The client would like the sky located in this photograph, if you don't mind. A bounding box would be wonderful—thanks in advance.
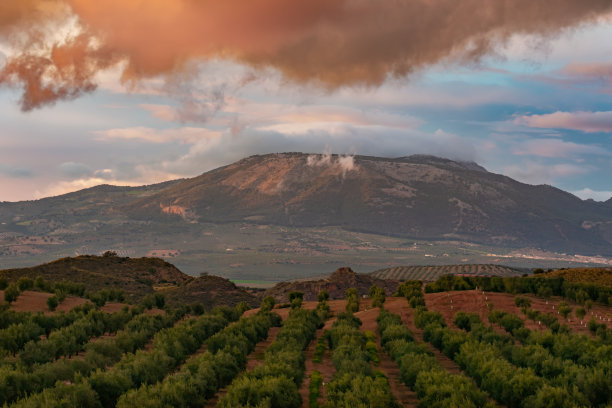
[1,1,612,202]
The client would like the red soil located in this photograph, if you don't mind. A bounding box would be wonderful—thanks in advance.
[100,302,131,313]
[424,290,612,335]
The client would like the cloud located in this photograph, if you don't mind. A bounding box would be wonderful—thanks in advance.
[0,164,33,178]
[516,111,612,133]
[59,161,91,178]
[571,187,612,201]
[94,126,222,144]
[155,124,478,177]
[33,176,140,199]
[512,138,608,157]
[1,0,612,110]
[503,161,590,185]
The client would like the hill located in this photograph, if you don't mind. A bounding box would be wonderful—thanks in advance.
[263,266,400,302]
[537,267,612,287]
[0,255,256,307]
[162,274,259,308]
[371,264,526,282]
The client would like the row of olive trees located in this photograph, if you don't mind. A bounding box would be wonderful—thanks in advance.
[11,306,240,408]
[377,308,491,407]
[218,300,325,407]
[418,307,610,407]
[116,308,281,408]
[88,306,242,408]
[2,311,178,406]
[0,303,98,357]
[489,308,612,368]
[324,310,399,408]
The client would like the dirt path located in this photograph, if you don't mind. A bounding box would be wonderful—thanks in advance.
[205,325,281,408]
[356,306,419,407]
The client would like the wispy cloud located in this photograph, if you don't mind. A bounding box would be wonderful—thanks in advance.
[503,161,590,185]
[94,126,222,144]
[512,138,609,157]
[516,111,612,133]
[0,164,33,178]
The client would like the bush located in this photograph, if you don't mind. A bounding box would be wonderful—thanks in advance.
[515,296,531,308]
[4,283,20,304]
[345,288,359,313]
[369,285,385,308]
[317,290,329,302]
[17,277,34,291]
[47,296,59,311]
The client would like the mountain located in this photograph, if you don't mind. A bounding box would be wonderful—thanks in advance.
[263,267,400,301]
[1,153,611,277]
[123,153,612,254]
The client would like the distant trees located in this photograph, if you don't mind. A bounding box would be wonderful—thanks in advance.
[424,273,612,306]
[260,296,276,312]
[397,280,425,307]
[369,285,385,308]
[289,291,304,309]
[345,288,359,313]
[317,290,329,302]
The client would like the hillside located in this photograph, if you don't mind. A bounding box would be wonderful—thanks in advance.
[538,267,612,287]
[0,255,256,306]
[263,266,400,301]
[162,274,259,308]
[371,264,526,282]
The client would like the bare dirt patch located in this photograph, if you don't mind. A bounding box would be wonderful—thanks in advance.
[56,295,90,312]
[100,302,131,313]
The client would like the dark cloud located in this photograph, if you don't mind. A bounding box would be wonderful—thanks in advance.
[0,164,34,178]
[0,0,611,110]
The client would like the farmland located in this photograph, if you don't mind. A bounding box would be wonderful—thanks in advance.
[1,265,611,407]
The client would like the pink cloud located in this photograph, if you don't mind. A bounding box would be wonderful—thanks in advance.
[512,138,606,158]
[503,161,590,185]
[94,126,222,144]
[516,111,612,133]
